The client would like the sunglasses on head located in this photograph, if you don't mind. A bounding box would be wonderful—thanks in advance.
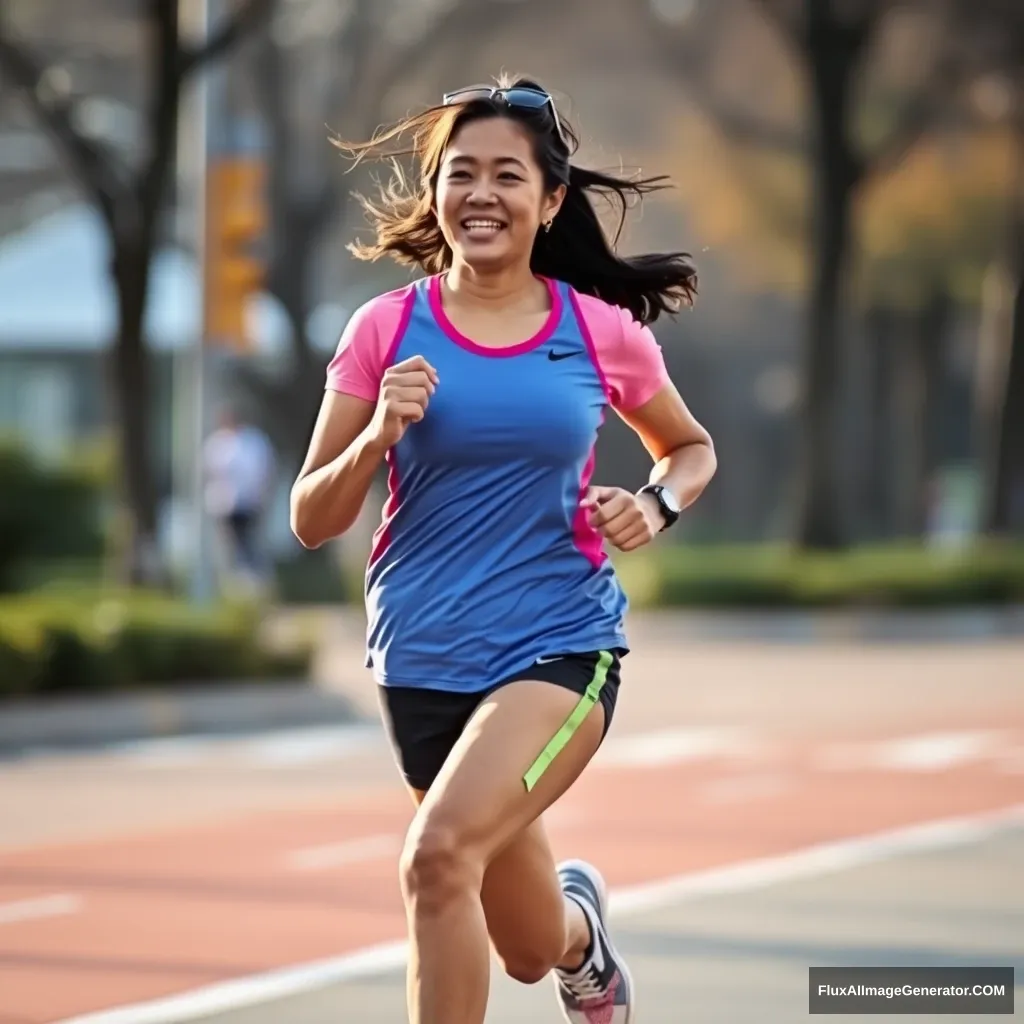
[441,84,566,145]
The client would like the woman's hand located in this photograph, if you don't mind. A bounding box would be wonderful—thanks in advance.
[581,486,664,552]
[369,355,439,449]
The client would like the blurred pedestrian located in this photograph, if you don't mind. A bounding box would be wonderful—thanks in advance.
[203,404,275,597]
[291,75,716,1024]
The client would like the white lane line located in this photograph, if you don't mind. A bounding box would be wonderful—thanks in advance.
[596,727,760,768]
[699,772,793,804]
[817,730,1007,773]
[287,834,401,872]
[57,801,1024,1024]
[110,725,384,769]
[610,801,1024,915]
[0,893,82,925]
[245,726,383,766]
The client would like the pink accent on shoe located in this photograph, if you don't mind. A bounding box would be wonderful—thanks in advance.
[581,970,621,1024]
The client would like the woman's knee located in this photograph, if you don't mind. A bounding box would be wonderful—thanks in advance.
[496,934,566,986]
[399,818,481,910]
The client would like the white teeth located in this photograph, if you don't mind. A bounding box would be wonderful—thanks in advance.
[463,220,503,230]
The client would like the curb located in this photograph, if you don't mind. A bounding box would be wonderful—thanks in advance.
[0,680,364,758]
[628,605,1024,643]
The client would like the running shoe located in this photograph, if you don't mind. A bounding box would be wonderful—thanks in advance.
[553,858,635,1023]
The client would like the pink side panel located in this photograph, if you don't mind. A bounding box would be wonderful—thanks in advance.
[369,451,401,568]
[571,426,608,570]
[325,285,415,566]
[325,284,416,400]
[570,288,671,412]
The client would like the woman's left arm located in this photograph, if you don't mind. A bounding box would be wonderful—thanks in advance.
[583,381,717,551]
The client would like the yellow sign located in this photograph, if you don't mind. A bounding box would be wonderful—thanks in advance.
[203,157,266,351]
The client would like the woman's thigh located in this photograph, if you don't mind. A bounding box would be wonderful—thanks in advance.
[406,677,605,866]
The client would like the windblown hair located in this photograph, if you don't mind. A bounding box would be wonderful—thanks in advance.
[332,75,697,325]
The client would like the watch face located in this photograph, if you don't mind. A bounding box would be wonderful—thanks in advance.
[660,487,681,515]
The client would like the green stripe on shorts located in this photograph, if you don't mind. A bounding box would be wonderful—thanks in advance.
[522,649,613,792]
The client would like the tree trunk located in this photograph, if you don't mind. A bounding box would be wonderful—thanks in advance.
[863,306,899,539]
[985,267,1024,535]
[983,102,1024,537]
[904,288,949,538]
[110,239,164,585]
[794,4,863,550]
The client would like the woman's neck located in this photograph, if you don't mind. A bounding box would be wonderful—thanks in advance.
[445,260,546,313]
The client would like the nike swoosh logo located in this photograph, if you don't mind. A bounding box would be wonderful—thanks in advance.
[547,350,579,361]
[535,655,564,664]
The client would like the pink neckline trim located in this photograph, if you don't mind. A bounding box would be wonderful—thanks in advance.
[428,274,562,357]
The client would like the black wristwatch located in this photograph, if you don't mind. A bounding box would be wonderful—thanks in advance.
[638,484,681,531]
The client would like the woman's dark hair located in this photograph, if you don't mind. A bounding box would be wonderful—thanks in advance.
[332,74,697,325]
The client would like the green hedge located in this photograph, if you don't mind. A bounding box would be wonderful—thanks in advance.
[613,541,1024,608]
[0,588,313,699]
[0,441,108,593]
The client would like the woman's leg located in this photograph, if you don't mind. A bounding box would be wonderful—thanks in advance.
[405,798,593,983]
[481,816,635,1024]
[481,818,591,980]
[398,678,605,1024]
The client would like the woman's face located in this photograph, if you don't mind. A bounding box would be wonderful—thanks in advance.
[435,115,563,271]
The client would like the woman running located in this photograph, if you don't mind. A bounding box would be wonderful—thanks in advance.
[290,75,716,1024]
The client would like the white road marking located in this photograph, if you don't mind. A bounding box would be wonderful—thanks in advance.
[56,802,1024,1024]
[609,801,1024,915]
[596,727,760,768]
[699,772,793,804]
[245,726,383,766]
[0,893,82,926]
[287,834,401,872]
[111,725,384,769]
[818,730,1007,773]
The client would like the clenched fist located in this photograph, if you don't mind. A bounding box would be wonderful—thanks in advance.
[369,355,439,449]
[581,485,663,552]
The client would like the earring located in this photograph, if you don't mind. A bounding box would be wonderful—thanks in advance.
[543,219,553,233]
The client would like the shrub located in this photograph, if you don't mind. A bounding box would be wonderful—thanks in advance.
[0,588,312,699]
[612,541,1024,608]
[0,441,108,593]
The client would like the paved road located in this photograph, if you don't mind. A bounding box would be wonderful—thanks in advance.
[0,626,1021,1023]
[195,829,1024,1024]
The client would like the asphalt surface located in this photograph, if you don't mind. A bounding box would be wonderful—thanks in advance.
[2,621,1022,1023]
[194,829,1023,1023]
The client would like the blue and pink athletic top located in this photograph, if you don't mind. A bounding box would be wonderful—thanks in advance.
[325,274,669,694]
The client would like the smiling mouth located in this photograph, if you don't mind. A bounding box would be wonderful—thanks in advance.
[460,217,507,239]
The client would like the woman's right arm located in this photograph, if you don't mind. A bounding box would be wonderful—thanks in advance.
[290,355,438,549]
[289,391,383,550]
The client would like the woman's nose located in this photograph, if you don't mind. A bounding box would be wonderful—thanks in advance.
[466,178,497,203]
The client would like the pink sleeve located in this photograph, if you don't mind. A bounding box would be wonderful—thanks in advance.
[324,287,412,401]
[572,291,671,411]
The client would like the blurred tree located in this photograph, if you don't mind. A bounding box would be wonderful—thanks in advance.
[644,0,957,548]
[0,0,274,585]
[957,0,1024,537]
[858,130,1014,537]
[663,68,1014,541]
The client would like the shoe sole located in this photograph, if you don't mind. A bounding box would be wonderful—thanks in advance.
[558,858,636,1024]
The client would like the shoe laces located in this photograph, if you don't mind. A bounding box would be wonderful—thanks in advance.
[563,961,612,1003]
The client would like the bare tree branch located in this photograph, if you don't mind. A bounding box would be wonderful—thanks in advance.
[179,0,275,76]
[861,32,964,179]
[749,0,805,48]
[639,0,805,155]
[0,29,130,228]
[366,0,556,121]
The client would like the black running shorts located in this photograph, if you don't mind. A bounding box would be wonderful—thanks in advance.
[378,648,624,792]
